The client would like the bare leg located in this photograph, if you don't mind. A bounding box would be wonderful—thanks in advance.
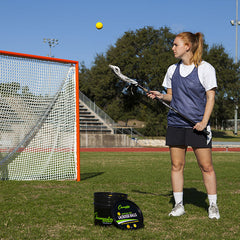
[168,146,187,216]
[170,146,187,192]
[193,148,217,195]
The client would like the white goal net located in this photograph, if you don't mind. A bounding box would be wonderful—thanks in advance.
[0,51,80,181]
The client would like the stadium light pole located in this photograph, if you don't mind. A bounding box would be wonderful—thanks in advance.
[230,0,240,135]
[43,38,59,57]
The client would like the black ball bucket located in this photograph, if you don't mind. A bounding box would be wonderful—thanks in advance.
[94,192,128,226]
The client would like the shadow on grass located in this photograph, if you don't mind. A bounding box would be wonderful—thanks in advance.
[132,188,208,210]
[132,189,172,197]
[212,130,237,139]
[169,188,208,210]
[80,172,104,181]
[212,130,228,138]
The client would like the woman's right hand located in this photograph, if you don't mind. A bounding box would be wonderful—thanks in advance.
[147,91,164,100]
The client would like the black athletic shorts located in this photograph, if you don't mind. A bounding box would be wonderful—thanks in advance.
[166,126,212,148]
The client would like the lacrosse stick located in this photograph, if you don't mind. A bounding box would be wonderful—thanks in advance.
[109,65,209,135]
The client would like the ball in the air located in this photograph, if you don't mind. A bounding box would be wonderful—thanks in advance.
[96,22,103,30]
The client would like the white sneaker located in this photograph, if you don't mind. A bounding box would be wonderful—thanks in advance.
[208,203,220,219]
[169,202,185,217]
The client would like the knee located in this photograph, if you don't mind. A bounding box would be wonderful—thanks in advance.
[199,164,215,174]
[171,162,185,172]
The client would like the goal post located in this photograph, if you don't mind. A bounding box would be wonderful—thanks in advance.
[0,50,80,181]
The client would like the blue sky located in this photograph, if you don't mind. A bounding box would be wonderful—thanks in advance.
[0,0,239,68]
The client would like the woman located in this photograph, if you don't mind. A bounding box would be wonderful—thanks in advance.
[148,32,220,219]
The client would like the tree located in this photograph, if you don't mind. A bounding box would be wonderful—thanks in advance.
[0,82,21,96]
[204,45,240,128]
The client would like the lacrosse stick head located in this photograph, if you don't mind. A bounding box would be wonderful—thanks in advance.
[109,65,121,75]
[109,65,138,86]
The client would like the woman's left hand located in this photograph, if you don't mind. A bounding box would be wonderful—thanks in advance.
[193,121,207,132]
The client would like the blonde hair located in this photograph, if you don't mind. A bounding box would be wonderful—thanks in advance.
[176,32,204,67]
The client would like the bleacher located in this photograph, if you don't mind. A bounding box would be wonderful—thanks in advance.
[79,91,143,147]
[80,102,113,134]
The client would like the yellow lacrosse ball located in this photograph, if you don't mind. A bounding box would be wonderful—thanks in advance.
[96,22,103,29]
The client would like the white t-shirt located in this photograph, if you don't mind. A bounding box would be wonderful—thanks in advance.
[162,61,217,91]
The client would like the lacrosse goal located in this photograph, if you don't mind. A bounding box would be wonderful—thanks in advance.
[0,51,80,181]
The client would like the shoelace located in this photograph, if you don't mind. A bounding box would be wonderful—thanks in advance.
[210,204,218,214]
[173,202,183,212]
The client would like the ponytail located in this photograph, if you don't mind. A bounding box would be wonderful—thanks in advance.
[192,32,203,67]
[176,32,204,67]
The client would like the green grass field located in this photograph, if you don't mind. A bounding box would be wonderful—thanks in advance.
[0,151,240,240]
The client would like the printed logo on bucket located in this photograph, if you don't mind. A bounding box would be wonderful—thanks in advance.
[94,212,113,224]
[118,204,130,210]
